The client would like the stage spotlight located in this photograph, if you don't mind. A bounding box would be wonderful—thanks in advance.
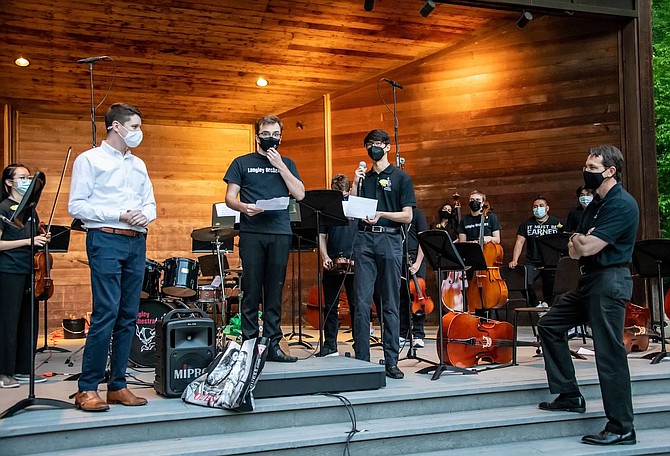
[364,0,375,12]
[516,11,533,28]
[419,0,436,18]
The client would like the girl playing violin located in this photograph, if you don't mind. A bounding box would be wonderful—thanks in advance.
[0,164,50,388]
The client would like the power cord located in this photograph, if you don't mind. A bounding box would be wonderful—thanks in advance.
[314,392,360,456]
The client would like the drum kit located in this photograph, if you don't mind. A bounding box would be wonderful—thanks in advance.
[129,225,240,368]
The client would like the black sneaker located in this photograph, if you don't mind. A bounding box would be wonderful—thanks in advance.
[385,365,404,379]
[316,347,339,357]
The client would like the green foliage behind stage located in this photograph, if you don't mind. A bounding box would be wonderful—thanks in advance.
[655,0,670,237]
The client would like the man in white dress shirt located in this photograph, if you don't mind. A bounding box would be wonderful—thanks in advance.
[68,103,156,411]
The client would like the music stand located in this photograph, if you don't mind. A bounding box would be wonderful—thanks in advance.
[286,228,316,348]
[297,190,348,353]
[536,233,571,269]
[632,239,669,364]
[417,230,477,379]
[1,172,74,418]
[36,225,72,354]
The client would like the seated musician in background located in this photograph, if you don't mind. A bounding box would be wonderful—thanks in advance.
[564,186,594,232]
[224,114,305,363]
[351,129,415,379]
[457,190,501,244]
[537,145,638,446]
[318,174,357,357]
[399,207,429,348]
[434,201,458,241]
[509,196,562,309]
[69,103,156,411]
[0,164,50,389]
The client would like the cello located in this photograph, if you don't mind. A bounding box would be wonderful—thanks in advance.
[465,202,508,310]
[623,302,651,353]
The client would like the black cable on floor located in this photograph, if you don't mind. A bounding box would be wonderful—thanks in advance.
[314,392,359,456]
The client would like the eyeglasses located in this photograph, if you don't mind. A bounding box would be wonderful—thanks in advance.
[365,142,386,148]
[258,132,281,139]
[583,165,610,172]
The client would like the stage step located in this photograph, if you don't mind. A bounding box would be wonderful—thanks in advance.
[6,371,670,456]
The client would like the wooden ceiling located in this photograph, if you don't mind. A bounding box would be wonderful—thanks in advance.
[0,0,519,124]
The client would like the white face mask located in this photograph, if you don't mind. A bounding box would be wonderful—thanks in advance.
[579,195,593,207]
[15,178,31,196]
[118,123,143,148]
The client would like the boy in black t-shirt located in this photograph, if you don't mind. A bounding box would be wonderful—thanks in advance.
[509,196,562,307]
[457,190,501,243]
[224,115,305,363]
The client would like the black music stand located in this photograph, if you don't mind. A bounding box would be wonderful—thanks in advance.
[286,229,316,348]
[36,225,72,354]
[416,230,477,379]
[536,233,571,269]
[632,239,669,364]
[297,190,348,353]
[1,172,74,419]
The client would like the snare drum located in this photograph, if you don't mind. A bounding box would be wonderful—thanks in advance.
[130,299,188,367]
[162,257,199,297]
[140,259,162,299]
[197,285,222,303]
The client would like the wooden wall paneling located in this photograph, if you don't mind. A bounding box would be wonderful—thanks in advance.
[16,114,253,335]
[327,15,623,323]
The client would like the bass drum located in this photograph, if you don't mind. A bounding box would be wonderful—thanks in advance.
[162,257,199,297]
[129,299,188,368]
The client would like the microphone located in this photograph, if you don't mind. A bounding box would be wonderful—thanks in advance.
[76,56,109,64]
[382,78,404,89]
[357,161,366,195]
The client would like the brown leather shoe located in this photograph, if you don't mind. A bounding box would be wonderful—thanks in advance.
[107,387,148,406]
[75,391,110,412]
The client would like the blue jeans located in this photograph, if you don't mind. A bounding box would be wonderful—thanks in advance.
[78,231,145,392]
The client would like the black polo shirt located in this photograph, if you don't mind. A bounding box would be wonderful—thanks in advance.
[358,164,416,228]
[457,212,502,241]
[324,219,359,259]
[578,183,639,269]
[407,207,429,256]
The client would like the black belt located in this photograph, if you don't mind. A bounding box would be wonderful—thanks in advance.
[360,226,401,234]
[88,227,144,238]
[579,264,627,276]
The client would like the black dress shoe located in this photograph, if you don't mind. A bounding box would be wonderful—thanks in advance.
[316,347,339,357]
[538,394,586,413]
[266,347,298,363]
[385,365,404,379]
[581,429,636,445]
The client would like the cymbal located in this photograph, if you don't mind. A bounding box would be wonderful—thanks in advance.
[191,227,238,242]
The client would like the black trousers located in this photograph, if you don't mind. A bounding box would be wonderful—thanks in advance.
[399,258,426,339]
[538,267,634,434]
[0,273,37,375]
[239,233,291,348]
[353,231,402,366]
[322,271,355,351]
[526,265,555,306]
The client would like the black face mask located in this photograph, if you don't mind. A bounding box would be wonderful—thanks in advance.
[367,145,385,162]
[469,200,482,212]
[438,210,452,220]
[258,136,280,152]
[583,169,606,191]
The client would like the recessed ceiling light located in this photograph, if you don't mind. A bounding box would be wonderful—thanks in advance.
[256,77,268,87]
[15,57,30,67]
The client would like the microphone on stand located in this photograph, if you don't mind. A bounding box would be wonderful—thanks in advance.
[357,161,367,195]
[382,78,404,89]
[76,56,109,64]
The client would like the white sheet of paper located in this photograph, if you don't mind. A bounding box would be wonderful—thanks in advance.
[344,195,377,220]
[255,196,289,211]
[214,202,240,223]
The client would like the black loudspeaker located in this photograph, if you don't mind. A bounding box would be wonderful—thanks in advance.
[154,314,215,398]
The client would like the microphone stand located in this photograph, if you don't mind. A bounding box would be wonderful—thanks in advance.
[391,84,401,168]
[86,62,97,148]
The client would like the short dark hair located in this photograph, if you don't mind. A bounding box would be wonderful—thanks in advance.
[255,115,283,135]
[363,129,390,146]
[331,174,350,192]
[534,196,548,205]
[589,145,624,182]
[2,163,30,200]
[574,185,585,198]
[105,103,143,130]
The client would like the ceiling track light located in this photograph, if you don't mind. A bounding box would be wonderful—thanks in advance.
[419,0,436,18]
[364,0,375,12]
[516,11,533,28]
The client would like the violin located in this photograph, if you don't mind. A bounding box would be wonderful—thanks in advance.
[665,288,670,320]
[466,202,508,310]
[330,257,354,274]
[34,224,54,301]
[623,302,651,353]
[438,312,514,368]
[409,272,434,317]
